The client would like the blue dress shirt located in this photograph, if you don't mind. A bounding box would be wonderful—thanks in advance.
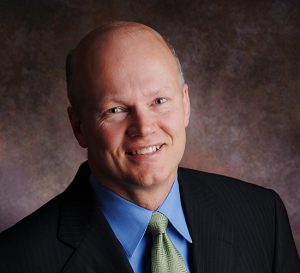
[90,175,192,273]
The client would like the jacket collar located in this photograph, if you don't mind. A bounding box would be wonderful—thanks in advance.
[58,162,134,273]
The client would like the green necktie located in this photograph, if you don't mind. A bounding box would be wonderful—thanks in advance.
[147,212,188,273]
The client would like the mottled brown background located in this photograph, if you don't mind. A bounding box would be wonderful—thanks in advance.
[0,0,299,253]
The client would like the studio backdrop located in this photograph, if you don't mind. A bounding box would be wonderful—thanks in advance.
[0,0,299,254]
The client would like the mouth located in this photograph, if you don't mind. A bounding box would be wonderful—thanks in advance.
[126,144,163,156]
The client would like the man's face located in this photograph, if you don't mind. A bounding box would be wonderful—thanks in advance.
[70,29,190,201]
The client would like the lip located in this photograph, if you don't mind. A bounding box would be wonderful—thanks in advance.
[125,143,164,154]
[125,143,165,159]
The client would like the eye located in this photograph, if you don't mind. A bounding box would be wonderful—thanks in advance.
[107,107,124,114]
[155,97,167,104]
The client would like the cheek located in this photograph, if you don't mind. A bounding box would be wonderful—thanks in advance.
[93,123,126,153]
[160,109,186,135]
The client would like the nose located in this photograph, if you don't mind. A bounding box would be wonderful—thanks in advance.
[126,107,156,137]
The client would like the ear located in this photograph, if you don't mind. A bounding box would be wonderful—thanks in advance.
[67,107,88,148]
[182,83,190,127]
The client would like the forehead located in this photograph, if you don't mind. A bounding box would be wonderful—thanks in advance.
[74,25,169,65]
[72,25,180,104]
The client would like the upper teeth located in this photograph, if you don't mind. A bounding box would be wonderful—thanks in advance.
[131,145,161,155]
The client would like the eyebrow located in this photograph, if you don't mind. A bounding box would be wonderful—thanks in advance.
[101,87,172,104]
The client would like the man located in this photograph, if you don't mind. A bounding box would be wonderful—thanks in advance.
[0,21,299,273]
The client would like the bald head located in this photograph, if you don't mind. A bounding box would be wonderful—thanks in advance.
[66,21,184,113]
[67,21,190,206]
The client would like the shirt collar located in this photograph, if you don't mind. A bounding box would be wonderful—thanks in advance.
[89,174,192,258]
[157,177,192,243]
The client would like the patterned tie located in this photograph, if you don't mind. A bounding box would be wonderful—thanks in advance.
[147,212,188,273]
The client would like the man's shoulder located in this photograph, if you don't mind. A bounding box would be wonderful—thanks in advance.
[178,166,278,214]
[178,167,282,248]
[0,193,62,246]
[178,169,300,271]
[0,163,93,272]
[0,162,91,248]
[178,166,273,193]
[0,192,74,272]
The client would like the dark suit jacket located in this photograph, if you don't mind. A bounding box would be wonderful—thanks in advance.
[0,161,299,273]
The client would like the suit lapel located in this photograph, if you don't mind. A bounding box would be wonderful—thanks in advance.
[179,168,236,273]
[57,162,134,273]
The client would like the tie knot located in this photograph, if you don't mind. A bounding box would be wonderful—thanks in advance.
[148,212,168,236]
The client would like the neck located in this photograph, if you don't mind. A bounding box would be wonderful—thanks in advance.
[95,176,175,211]
[125,185,173,210]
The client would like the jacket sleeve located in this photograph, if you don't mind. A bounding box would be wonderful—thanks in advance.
[272,190,300,272]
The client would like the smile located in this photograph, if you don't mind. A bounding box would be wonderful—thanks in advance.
[127,145,162,155]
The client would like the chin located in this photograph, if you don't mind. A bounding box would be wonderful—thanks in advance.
[128,168,175,189]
